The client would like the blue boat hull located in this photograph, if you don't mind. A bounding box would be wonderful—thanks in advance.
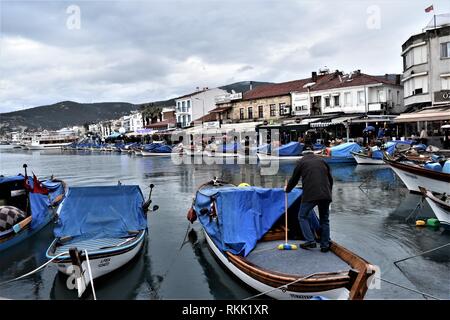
[322,157,357,164]
[0,211,55,252]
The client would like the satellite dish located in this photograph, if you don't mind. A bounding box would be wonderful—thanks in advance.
[119,127,126,134]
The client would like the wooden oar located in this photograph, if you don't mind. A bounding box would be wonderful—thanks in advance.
[13,216,32,233]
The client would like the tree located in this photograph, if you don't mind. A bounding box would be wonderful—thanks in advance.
[140,103,163,126]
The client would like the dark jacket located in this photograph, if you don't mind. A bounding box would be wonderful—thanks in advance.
[285,153,333,202]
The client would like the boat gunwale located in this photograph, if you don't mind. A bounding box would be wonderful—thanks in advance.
[384,159,450,182]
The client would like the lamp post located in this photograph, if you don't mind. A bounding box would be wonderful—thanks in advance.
[194,97,205,128]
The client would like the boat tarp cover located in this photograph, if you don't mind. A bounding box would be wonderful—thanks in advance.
[54,185,147,240]
[384,140,415,155]
[330,142,361,157]
[274,142,304,156]
[0,175,65,229]
[222,143,238,153]
[153,145,172,153]
[194,186,302,256]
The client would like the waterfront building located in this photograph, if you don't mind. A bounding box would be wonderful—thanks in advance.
[394,14,450,147]
[175,87,228,128]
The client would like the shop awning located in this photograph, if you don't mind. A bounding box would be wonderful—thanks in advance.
[394,106,450,123]
[331,116,361,124]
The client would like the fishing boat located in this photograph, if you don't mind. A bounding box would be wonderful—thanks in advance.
[351,140,416,165]
[256,142,304,161]
[204,143,239,158]
[141,144,173,156]
[187,180,375,300]
[318,142,361,164]
[0,165,66,251]
[419,187,450,227]
[384,158,450,194]
[46,183,158,297]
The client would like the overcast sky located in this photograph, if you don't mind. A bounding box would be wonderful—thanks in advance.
[0,0,449,112]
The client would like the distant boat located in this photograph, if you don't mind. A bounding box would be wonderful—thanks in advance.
[187,180,375,300]
[318,142,361,164]
[419,187,450,227]
[0,166,66,252]
[384,158,450,193]
[26,133,78,150]
[46,184,158,297]
[256,142,304,161]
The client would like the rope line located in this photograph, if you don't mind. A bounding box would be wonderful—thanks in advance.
[377,277,441,300]
[394,243,450,265]
[84,249,97,300]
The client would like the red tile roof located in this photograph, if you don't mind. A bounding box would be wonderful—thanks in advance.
[240,72,401,100]
[193,112,218,123]
[146,120,175,129]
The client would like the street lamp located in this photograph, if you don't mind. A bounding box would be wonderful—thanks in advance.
[194,97,205,128]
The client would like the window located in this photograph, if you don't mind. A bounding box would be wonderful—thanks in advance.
[397,91,400,104]
[187,115,191,124]
[248,107,253,119]
[404,75,428,96]
[187,100,191,111]
[279,103,286,116]
[177,102,181,111]
[324,97,330,107]
[333,95,340,107]
[357,91,365,105]
[344,92,351,106]
[404,45,427,69]
[182,101,186,112]
[240,108,244,120]
[258,105,263,118]
[377,89,385,102]
[441,77,450,90]
[226,111,231,120]
[441,42,450,58]
[270,104,276,117]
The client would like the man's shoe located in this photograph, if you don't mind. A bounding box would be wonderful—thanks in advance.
[320,246,330,253]
[300,241,317,250]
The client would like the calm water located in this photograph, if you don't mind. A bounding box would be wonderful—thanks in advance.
[0,149,449,300]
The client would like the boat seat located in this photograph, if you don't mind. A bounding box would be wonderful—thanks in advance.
[0,206,27,232]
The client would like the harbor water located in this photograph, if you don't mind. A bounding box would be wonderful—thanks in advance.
[0,149,449,300]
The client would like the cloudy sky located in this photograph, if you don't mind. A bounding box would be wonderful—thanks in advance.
[0,0,449,112]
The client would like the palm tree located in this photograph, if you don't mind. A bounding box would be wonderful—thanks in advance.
[140,103,163,127]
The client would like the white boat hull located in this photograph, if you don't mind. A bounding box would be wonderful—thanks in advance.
[352,153,384,165]
[424,198,450,226]
[204,150,239,158]
[204,231,349,300]
[141,150,172,156]
[390,166,449,194]
[257,153,302,161]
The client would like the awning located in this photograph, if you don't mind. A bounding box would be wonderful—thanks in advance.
[331,116,360,124]
[349,115,397,124]
[220,121,262,132]
[394,106,450,123]
[209,106,232,113]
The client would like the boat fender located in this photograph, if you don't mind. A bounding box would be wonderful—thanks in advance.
[187,207,197,224]
[426,218,440,227]
[325,148,331,156]
[238,183,250,187]
[415,220,426,227]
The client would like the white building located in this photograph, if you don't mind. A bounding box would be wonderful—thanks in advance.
[175,87,228,127]
[401,15,450,109]
[291,71,404,117]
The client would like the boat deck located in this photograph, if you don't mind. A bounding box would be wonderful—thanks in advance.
[54,237,134,255]
[245,240,351,276]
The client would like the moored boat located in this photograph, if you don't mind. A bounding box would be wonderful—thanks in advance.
[318,142,361,164]
[384,158,450,194]
[419,186,450,227]
[187,180,375,300]
[256,141,304,161]
[46,184,158,297]
[0,165,66,251]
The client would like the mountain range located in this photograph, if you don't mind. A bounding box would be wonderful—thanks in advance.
[0,81,271,133]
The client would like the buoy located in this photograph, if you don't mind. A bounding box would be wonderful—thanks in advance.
[238,183,251,187]
[426,218,440,227]
[415,220,426,226]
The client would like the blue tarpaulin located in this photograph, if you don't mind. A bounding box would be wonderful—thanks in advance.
[194,186,302,256]
[54,185,147,240]
[274,142,304,156]
[384,140,415,155]
[153,145,172,153]
[222,143,239,153]
[330,142,361,158]
[0,174,65,229]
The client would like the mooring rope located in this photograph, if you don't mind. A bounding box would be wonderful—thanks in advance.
[84,249,97,300]
[394,242,450,266]
[0,251,68,287]
[376,276,441,300]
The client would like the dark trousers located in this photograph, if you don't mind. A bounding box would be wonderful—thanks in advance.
[298,200,331,248]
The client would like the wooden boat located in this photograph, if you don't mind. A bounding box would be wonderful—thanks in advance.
[351,151,384,165]
[256,141,304,161]
[141,150,172,156]
[0,165,66,251]
[317,142,361,164]
[419,187,450,227]
[384,159,450,194]
[187,180,375,300]
[46,184,158,297]
[256,153,302,161]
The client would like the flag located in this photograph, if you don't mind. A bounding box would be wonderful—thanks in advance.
[425,5,434,13]
[32,173,49,195]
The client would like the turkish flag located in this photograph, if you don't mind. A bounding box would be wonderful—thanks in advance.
[32,173,49,195]
[425,5,434,13]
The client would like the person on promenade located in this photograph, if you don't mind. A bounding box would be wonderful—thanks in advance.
[419,127,428,145]
[284,148,334,252]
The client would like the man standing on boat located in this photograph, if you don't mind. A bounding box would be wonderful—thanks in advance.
[284,148,333,252]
